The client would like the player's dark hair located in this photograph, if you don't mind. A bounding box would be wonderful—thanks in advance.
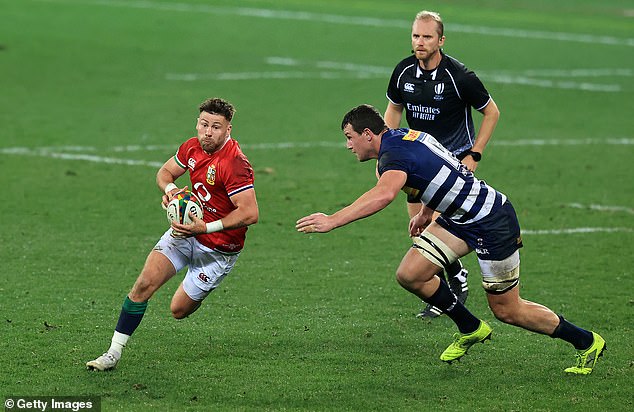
[199,98,235,122]
[341,104,387,135]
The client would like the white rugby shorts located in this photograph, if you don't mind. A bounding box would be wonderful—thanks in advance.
[154,229,239,301]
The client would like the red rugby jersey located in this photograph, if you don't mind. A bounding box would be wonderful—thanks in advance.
[174,137,254,253]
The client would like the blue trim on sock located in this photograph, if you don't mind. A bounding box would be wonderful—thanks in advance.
[115,297,148,336]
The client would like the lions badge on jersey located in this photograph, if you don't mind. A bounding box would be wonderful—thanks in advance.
[206,164,216,185]
[403,130,422,141]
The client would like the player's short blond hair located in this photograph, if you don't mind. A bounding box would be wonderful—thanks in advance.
[414,10,444,37]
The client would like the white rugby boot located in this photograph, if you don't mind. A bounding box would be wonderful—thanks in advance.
[86,351,120,371]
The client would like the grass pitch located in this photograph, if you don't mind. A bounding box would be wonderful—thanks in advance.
[1,0,633,411]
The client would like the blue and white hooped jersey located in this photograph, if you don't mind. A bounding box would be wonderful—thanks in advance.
[377,128,506,224]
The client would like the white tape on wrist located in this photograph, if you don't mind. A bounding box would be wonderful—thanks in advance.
[164,183,178,195]
[205,220,224,233]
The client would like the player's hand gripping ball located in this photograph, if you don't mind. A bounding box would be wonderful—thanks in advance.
[166,190,203,225]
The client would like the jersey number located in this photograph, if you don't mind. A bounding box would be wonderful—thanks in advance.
[193,182,211,202]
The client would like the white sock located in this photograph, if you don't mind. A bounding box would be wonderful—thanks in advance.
[108,331,130,358]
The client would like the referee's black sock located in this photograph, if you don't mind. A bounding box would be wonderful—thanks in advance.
[424,278,480,334]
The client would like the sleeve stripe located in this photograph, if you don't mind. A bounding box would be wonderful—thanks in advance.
[173,154,186,169]
[445,68,461,100]
[475,96,492,111]
[396,64,414,88]
[228,184,254,197]
[386,93,401,106]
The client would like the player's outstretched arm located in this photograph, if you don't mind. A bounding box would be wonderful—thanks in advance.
[297,170,406,233]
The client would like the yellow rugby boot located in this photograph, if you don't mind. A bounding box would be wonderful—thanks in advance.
[564,332,606,375]
[440,321,492,363]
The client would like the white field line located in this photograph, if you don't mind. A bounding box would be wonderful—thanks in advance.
[566,203,634,215]
[2,137,633,161]
[3,145,631,236]
[165,71,385,81]
[491,138,634,146]
[518,68,633,78]
[1,147,164,168]
[270,58,634,81]
[7,144,178,153]
[267,59,634,81]
[35,0,634,47]
[167,58,628,92]
[477,74,621,92]
[2,137,633,160]
[165,70,623,92]
[522,227,632,235]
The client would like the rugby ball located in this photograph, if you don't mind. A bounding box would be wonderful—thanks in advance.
[166,190,203,225]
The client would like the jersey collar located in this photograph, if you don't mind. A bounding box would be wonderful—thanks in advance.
[415,51,445,80]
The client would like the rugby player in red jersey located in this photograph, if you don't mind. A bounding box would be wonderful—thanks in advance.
[87,98,258,371]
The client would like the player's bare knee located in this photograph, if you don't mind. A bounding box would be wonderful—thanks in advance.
[489,303,518,325]
[171,307,188,320]
[395,267,407,284]
[170,300,191,319]
[396,269,436,296]
[171,295,201,319]
[395,267,419,290]
[493,312,514,325]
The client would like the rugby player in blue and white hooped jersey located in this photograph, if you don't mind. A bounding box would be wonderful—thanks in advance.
[385,10,500,318]
[296,105,605,375]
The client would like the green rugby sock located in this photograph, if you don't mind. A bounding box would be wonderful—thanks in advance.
[115,296,148,335]
[109,297,148,355]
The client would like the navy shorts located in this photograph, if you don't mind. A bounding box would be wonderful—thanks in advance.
[436,201,523,261]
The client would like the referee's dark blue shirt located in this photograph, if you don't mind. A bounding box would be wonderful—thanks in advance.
[386,52,491,155]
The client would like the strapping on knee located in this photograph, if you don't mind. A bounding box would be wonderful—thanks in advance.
[480,251,520,294]
[411,232,458,270]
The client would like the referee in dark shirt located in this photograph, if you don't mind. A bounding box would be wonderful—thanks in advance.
[385,10,500,318]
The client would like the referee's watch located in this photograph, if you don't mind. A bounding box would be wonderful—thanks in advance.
[464,150,482,162]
